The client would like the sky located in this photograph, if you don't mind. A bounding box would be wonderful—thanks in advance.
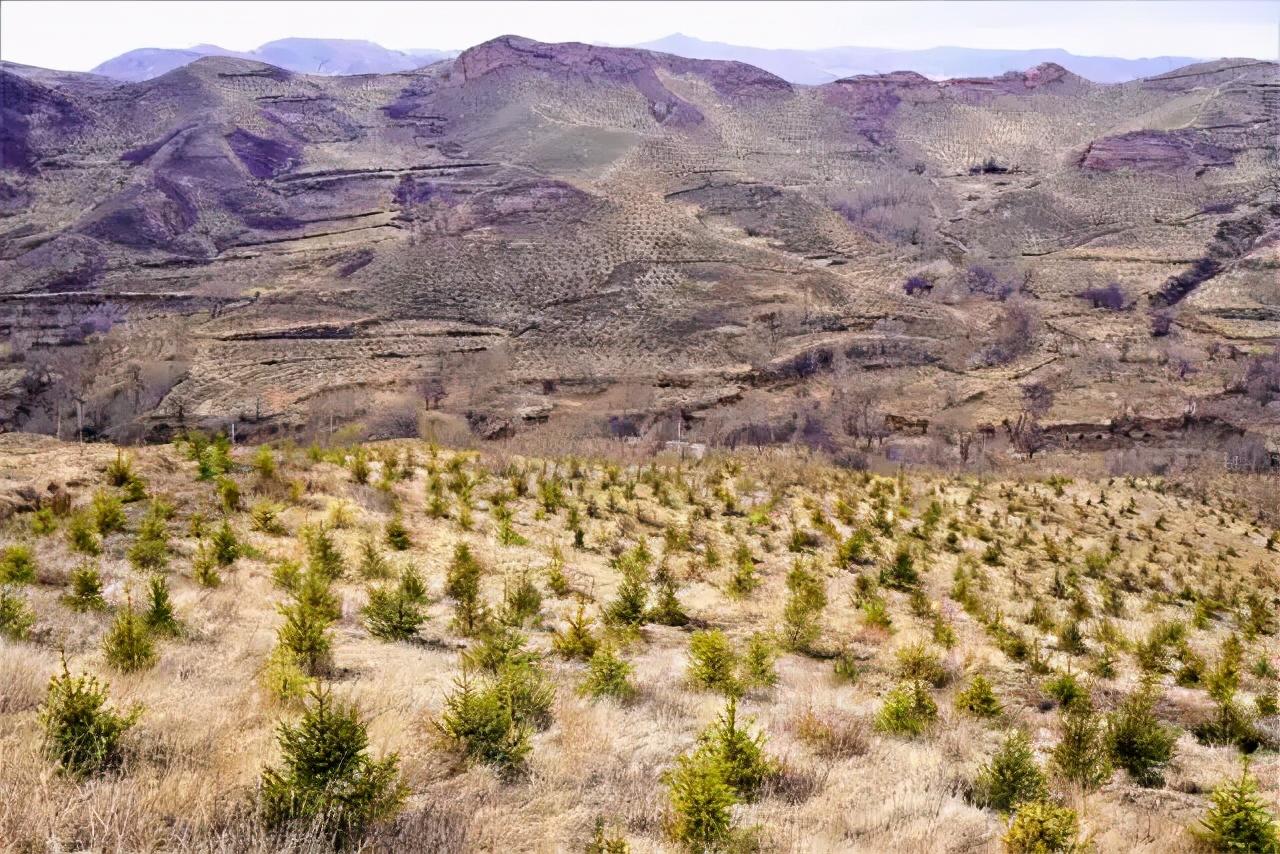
[1,0,1277,71]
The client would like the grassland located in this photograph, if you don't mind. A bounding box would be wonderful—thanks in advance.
[0,432,1277,853]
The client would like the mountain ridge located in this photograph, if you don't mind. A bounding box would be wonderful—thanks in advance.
[87,36,458,81]
[69,32,1219,84]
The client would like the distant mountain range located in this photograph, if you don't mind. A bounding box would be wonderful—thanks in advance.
[82,34,1206,83]
[90,38,458,81]
[629,34,1205,84]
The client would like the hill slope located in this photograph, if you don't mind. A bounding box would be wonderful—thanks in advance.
[0,37,1277,460]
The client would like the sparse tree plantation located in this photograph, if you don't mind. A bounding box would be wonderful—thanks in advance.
[0,432,1277,853]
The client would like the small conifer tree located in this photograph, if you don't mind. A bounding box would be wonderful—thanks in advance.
[65,562,108,611]
[581,645,634,701]
[688,629,741,697]
[276,600,334,676]
[39,661,140,776]
[103,598,157,672]
[67,511,102,556]
[1194,764,1280,853]
[1051,700,1113,796]
[1004,800,1079,854]
[973,730,1048,812]
[1105,684,1177,787]
[260,687,405,846]
[665,749,737,851]
[956,673,1003,719]
[0,586,36,640]
[142,574,181,637]
[384,515,411,551]
[210,520,240,566]
[362,585,425,641]
[781,560,827,653]
[552,602,599,661]
[0,544,36,584]
[875,680,938,737]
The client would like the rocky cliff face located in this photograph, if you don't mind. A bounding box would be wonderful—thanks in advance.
[0,39,1276,455]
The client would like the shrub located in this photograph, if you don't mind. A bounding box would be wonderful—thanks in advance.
[956,674,1003,719]
[973,730,1047,812]
[0,586,36,640]
[65,562,107,611]
[39,662,140,777]
[362,585,425,641]
[876,680,938,737]
[261,687,405,846]
[791,706,869,759]
[1079,282,1129,311]
[253,445,277,480]
[581,645,634,701]
[1194,765,1280,853]
[895,641,948,687]
[586,817,630,854]
[0,544,37,585]
[216,476,240,513]
[688,629,741,697]
[1105,685,1177,787]
[102,599,157,673]
[142,574,181,637]
[861,596,893,631]
[1003,800,1079,853]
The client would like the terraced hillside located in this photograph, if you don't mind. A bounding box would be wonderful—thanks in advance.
[0,433,1277,852]
[1,38,1277,457]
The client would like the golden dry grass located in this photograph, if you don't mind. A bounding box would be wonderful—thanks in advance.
[0,435,1276,853]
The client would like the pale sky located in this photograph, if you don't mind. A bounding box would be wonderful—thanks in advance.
[1,0,1277,71]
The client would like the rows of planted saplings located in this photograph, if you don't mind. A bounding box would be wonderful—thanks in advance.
[0,434,1277,852]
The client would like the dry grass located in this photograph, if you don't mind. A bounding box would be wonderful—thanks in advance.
[0,435,1277,853]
